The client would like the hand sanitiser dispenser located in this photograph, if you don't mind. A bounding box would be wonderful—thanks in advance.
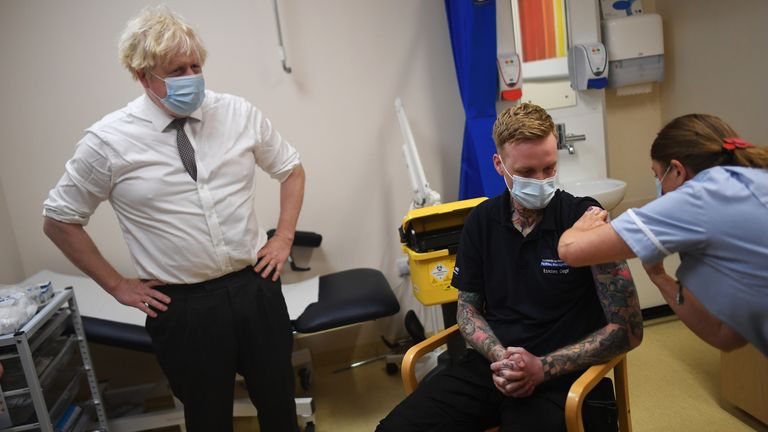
[497,52,523,101]
[568,43,608,90]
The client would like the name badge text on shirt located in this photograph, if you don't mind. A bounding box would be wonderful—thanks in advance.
[541,259,570,275]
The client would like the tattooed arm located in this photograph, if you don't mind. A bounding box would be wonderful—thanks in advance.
[457,290,507,362]
[538,261,643,378]
[492,260,643,397]
[459,290,530,396]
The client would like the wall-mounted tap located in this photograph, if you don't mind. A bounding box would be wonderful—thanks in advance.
[555,123,586,155]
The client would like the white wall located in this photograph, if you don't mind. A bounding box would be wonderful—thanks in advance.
[655,0,768,143]
[0,177,23,284]
[606,89,662,208]
[0,1,464,343]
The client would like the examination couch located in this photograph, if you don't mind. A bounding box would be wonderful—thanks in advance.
[28,231,400,432]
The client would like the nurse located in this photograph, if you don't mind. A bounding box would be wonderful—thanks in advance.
[558,113,768,357]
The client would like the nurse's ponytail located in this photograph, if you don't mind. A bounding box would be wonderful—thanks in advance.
[651,114,768,173]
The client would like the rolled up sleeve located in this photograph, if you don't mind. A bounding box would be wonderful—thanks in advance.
[611,182,708,263]
[43,135,112,225]
[251,108,300,183]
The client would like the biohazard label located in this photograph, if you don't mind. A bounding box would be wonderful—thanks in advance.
[430,263,450,288]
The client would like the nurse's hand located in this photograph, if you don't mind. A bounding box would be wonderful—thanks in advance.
[571,206,610,232]
[254,232,293,281]
[108,278,169,318]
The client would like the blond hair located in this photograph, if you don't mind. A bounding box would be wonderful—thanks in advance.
[492,103,556,152]
[118,5,207,80]
[651,114,768,173]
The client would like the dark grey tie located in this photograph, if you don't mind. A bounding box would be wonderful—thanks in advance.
[170,118,197,181]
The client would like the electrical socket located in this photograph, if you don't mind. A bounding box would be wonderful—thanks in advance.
[396,256,410,277]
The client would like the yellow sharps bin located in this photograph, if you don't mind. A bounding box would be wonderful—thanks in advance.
[399,197,487,306]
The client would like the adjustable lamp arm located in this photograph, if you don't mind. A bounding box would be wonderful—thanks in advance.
[395,98,441,209]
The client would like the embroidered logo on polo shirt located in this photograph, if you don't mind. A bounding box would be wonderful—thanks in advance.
[541,259,570,275]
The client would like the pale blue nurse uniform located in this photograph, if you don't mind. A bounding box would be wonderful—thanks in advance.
[612,166,768,356]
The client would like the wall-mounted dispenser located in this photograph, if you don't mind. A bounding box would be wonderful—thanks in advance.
[567,42,608,90]
[602,13,664,90]
[497,52,522,101]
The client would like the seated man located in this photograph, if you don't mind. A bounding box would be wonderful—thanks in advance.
[377,103,643,431]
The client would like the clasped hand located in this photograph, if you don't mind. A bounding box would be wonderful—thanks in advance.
[490,347,545,398]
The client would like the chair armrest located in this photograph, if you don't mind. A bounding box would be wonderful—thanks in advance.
[565,354,631,432]
[401,324,460,395]
[266,228,322,247]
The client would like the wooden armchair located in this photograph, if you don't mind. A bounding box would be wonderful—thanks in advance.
[401,325,632,432]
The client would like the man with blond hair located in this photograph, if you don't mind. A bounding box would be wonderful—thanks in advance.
[42,6,303,431]
[377,103,643,431]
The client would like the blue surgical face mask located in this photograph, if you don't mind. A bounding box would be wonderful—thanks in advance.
[512,175,557,209]
[498,156,557,209]
[150,72,206,116]
[655,165,671,198]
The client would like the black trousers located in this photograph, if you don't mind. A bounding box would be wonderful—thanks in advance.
[145,266,299,432]
[376,350,579,432]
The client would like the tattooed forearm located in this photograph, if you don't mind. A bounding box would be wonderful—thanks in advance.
[540,326,627,380]
[457,291,506,362]
[539,260,644,380]
[592,260,644,347]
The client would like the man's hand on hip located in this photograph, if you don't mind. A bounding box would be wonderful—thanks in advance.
[108,278,169,318]
[254,233,293,281]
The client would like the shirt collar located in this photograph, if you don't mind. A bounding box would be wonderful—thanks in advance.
[132,93,203,132]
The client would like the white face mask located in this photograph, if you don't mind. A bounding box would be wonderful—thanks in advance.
[655,165,671,198]
[498,156,557,209]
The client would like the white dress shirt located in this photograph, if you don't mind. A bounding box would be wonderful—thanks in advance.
[44,90,300,284]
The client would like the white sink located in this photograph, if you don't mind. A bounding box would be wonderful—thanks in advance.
[558,178,627,211]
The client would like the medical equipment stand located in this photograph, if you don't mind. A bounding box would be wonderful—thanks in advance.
[0,288,108,431]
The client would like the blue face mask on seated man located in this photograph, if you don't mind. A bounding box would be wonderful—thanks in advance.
[150,72,206,116]
[499,157,557,209]
[512,175,557,209]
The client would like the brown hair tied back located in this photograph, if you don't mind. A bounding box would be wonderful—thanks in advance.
[650,114,768,174]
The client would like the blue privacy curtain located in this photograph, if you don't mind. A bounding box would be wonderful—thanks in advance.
[445,0,505,200]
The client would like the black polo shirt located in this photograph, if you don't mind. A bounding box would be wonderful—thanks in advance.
[451,189,607,357]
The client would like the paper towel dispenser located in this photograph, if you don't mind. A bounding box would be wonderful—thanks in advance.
[602,13,665,89]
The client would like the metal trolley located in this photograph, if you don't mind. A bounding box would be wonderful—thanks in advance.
[0,288,108,431]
